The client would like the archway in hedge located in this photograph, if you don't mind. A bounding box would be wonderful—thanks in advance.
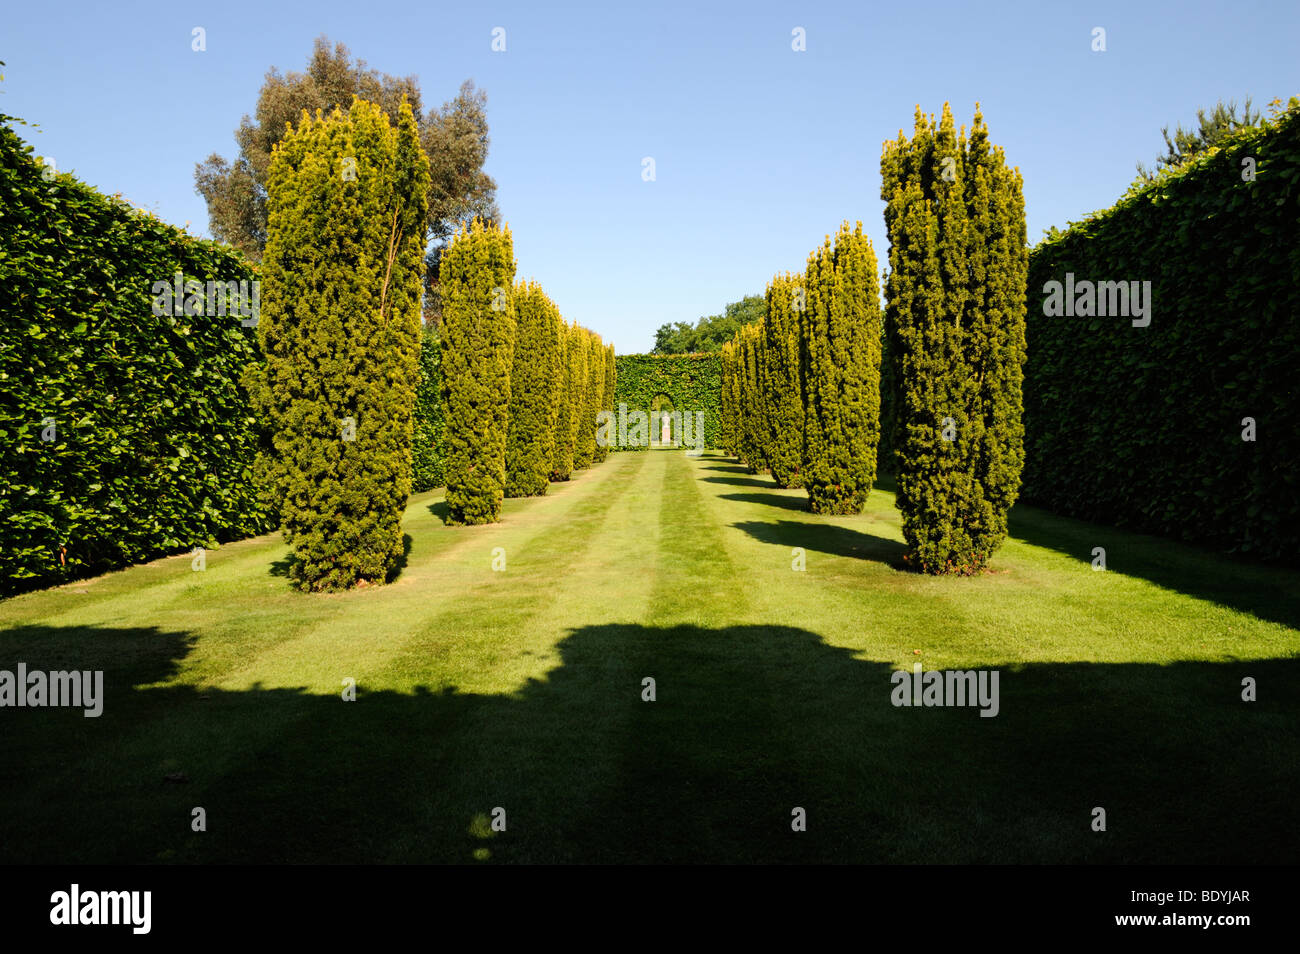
[650,393,676,446]
[612,353,722,451]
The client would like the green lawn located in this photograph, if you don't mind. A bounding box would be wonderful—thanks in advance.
[2,448,1297,863]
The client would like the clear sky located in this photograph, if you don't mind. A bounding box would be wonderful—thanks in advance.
[3,0,1297,352]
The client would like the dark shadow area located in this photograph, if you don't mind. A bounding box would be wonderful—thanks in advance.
[703,475,777,489]
[700,463,749,475]
[428,500,451,524]
[1008,503,1300,631]
[720,492,809,513]
[8,620,1292,863]
[733,518,907,565]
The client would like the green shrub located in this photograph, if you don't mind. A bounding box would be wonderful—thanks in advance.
[0,111,274,595]
[571,327,594,469]
[505,280,562,496]
[441,218,517,524]
[881,103,1027,573]
[250,98,430,589]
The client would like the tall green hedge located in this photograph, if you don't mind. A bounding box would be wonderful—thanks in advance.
[1024,101,1300,560]
[441,219,517,524]
[412,323,446,492]
[882,103,1027,574]
[719,342,739,456]
[0,111,274,595]
[571,327,595,469]
[798,223,882,513]
[251,98,430,590]
[505,280,562,497]
[612,353,722,450]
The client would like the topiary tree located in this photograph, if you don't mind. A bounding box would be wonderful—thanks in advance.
[505,280,562,496]
[881,103,1027,573]
[440,218,517,524]
[412,322,446,492]
[252,97,430,590]
[550,322,577,481]
[762,272,805,488]
[798,222,882,514]
[719,338,740,457]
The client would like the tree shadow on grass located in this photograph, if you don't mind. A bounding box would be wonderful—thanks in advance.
[703,475,777,489]
[1008,502,1300,631]
[732,518,907,565]
[3,621,1296,864]
[720,492,809,512]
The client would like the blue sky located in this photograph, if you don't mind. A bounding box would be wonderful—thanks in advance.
[3,0,1297,352]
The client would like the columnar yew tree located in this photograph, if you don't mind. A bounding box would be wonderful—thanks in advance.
[567,323,591,469]
[550,323,577,480]
[441,218,517,524]
[505,280,562,497]
[798,222,882,514]
[253,98,430,590]
[738,323,768,473]
[577,331,603,466]
[595,344,616,461]
[719,339,739,457]
[762,273,805,488]
[881,103,1027,573]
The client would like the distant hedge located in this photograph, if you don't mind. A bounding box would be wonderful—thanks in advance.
[0,112,274,595]
[1023,102,1300,560]
[612,353,722,450]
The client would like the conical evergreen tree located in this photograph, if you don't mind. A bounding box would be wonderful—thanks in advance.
[762,273,805,488]
[881,103,1027,573]
[738,323,769,473]
[253,97,429,591]
[798,222,883,514]
[567,323,591,469]
[506,280,562,497]
[440,218,517,524]
[550,322,577,481]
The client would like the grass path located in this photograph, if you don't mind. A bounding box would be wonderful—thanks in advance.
[2,449,1297,862]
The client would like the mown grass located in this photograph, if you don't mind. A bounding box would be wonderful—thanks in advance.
[1,449,1296,863]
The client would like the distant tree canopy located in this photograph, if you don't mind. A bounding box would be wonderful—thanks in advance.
[652,294,765,354]
[194,36,498,321]
[1133,98,1263,186]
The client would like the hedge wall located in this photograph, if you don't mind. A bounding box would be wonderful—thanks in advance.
[1023,102,1300,560]
[0,112,274,595]
[612,353,722,450]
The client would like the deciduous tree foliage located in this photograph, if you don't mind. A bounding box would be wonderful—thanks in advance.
[881,103,1027,573]
[798,223,883,514]
[762,273,805,489]
[505,280,562,497]
[441,218,517,524]
[251,97,430,590]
